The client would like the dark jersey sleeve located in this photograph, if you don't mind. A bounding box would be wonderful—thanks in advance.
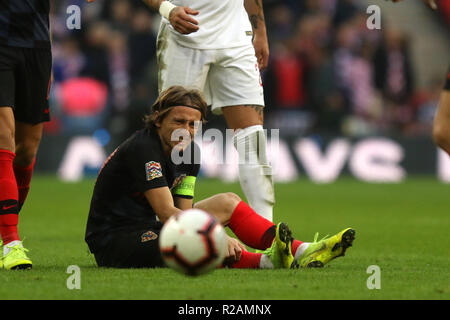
[122,136,169,193]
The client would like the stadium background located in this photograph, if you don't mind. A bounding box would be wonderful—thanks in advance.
[40,0,450,183]
[1,0,449,301]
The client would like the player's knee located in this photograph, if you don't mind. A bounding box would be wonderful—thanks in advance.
[218,192,242,215]
[0,127,15,152]
[14,137,41,166]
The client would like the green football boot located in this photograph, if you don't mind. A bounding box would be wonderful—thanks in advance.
[298,228,355,268]
[263,222,298,269]
[2,241,32,270]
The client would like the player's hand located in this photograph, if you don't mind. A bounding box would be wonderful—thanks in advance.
[253,33,269,71]
[224,236,245,263]
[169,6,200,35]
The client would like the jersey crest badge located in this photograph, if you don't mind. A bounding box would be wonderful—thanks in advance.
[145,161,162,181]
[141,230,158,242]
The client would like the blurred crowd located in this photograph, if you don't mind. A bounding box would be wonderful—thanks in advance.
[47,0,449,141]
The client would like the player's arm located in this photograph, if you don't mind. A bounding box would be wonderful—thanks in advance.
[142,0,199,34]
[173,197,193,211]
[244,0,269,70]
[144,186,182,223]
[432,72,450,154]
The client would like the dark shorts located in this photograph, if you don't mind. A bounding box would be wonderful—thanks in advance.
[0,45,52,124]
[93,223,166,268]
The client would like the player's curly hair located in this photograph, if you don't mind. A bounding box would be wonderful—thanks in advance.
[144,86,208,129]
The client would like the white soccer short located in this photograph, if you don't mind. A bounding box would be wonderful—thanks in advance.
[157,24,265,115]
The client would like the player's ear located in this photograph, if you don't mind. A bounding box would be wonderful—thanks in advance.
[153,111,161,128]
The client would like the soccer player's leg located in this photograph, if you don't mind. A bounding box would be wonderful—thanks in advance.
[0,108,32,269]
[296,228,356,268]
[210,45,274,222]
[195,194,294,268]
[14,122,44,212]
[1,46,51,269]
[222,106,275,222]
[432,75,450,155]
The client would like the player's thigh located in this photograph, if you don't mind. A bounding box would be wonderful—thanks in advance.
[157,23,211,95]
[208,45,265,128]
[222,105,264,130]
[0,46,17,151]
[14,122,44,166]
[95,225,164,268]
[433,90,450,146]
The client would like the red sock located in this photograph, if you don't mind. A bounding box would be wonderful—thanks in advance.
[0,149,20,244]
[13,158,35,211]
[292,239,304,257]
[230,249,262,269]
[228,201,276,250]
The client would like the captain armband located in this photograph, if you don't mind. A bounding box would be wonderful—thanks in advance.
[171,176,197,198]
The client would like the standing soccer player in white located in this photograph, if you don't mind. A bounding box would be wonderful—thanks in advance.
[140,0,274,221]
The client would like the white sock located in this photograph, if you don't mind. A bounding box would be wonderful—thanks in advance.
[259,254,274,269]
[234,125,274,222]
[294,242,311,261]
[3,240,22,256]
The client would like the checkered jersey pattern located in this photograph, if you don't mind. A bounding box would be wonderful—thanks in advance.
[0,0,50,49]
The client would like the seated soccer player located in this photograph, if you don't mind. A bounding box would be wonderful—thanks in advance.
[84,86,355,269]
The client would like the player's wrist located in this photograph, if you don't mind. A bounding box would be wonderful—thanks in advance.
[159,1,176,20]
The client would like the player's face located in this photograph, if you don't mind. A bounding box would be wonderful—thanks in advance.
[157,106,202,154]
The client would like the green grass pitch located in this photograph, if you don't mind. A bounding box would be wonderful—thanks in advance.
[0,176,448,300]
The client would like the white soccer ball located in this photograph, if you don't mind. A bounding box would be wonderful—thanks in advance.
[159,208,228,276]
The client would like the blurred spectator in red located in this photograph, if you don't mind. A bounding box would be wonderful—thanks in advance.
[264,38,314,134]
[55,77,109,135]
[264,39,307,111]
